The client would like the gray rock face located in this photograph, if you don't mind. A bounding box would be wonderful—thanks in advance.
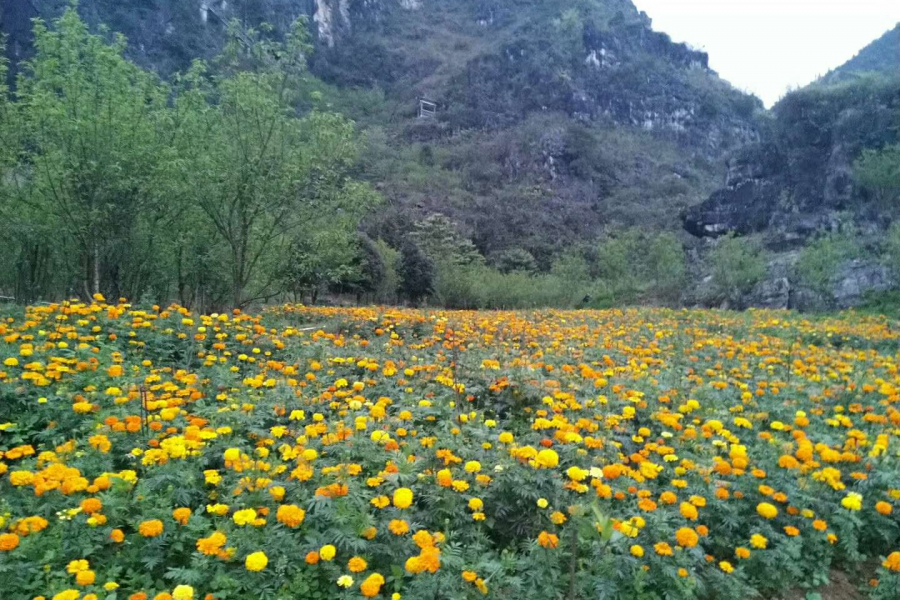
[683,142,784,238]
[684,77,900,244]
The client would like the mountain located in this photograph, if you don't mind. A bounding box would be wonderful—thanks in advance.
[822,23,900,84]
[684,27,900,310]
[2,0,763,267]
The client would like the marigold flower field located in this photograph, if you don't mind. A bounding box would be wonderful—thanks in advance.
[1,300,900,600]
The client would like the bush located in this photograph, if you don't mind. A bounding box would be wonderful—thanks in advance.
[794,232,862,296]
[710,235,768,304]
[885,223,900,279]
[431,262,589,310]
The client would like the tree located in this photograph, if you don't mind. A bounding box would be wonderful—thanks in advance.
[171,20,377,307]
[399,241,434,305]
[710,235,768,305]
[411,213,484,267]
[4,8,172,299]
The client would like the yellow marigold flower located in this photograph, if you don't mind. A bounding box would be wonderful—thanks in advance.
[320,544,337,561]
[841,493,862,511]
[67,559,90,574]
[52,591,81,600]
[537,498,549,509]
[680,502,698,521]
[630,545,644,558]
[654,542,673,556]
[720,561,734,574]
[245,551,268,572]
[232,508,257,526]
[393,487,413,509]
[535,449,559,469]
[464,461,481,473]
[76,570,96,586]
[750,534,767,549]
[756,503,778,519]
[172,585,194,600]
[337,575,354,588]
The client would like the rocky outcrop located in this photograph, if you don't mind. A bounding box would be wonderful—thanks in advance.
[685,75,900,244]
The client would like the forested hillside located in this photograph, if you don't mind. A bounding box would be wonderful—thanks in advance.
[1,1,898,311]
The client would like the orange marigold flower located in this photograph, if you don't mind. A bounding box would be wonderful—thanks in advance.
[276,504,306,528]
[884,552,900,572]
[0,533,20,552]
[654,542,673,556]
[360,573,385,597]
[537,531,559,549]
[348,556,368,573]
[138,520,164,538]
[172,508,192,526]
[675,527,699,549]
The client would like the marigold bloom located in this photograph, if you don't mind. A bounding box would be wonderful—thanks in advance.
[757,503,778,519]
[884,552,900,572]
[320,544,337,561]
[389,519,410,535]
[654,542,673,556]
[0,533,20,552]
[675,527,699,549]
[841,493,863,511]
[172,586,194,600]
[393,488,413,509]
[360,573,385,597]
[245,551,268,572]
[535,449,559,468]
[537,531,559,548]
[750,534,767,549]
[276,504,306,528]
[348,556,368,572]
[172,508,192,526]
[139,520,164,537]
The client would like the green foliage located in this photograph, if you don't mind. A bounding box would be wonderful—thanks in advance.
[411,214,485,267]
[372,239,402,304]
[593,230,686,305]
[491,248,538,274]
[855,144,900,206]
[884,223,900,279]
[431,262,588,310]
[0,9,377,308]
[399,242,434,305]
[710,235,768,304]
[794,232,862,296]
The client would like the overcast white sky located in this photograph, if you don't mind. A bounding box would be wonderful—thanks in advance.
[630,0,900,106]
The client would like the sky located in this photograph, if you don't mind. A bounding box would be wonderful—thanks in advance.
[630,0,900,106]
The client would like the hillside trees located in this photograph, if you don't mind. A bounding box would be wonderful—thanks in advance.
[0,9,377,308]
